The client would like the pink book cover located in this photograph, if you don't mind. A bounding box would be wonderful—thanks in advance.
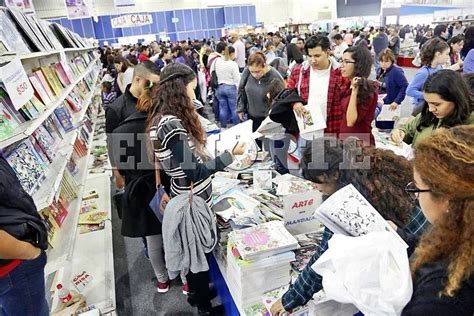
[28,73,52,105]
[33,71,55,100]
[53,63,72,86]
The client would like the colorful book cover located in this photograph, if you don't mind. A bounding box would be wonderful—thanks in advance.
[78,211,108,225]
[229,221,299,260]
[38,207,61,248]
[0,88,26,123]
[32,125,57,162]
[79,223,105,234]
[49,200,69,227]
[53,63,72,86]
[30,136,50,165]
[39,66,63,96]
[4,139,45,195]
[33,70,55,100]
[49,114,67,137]
[23,101,40,119]
[54,106,74,132]
[262,286,309,316]
[30,95,46,113]
[28,73,52,105]
[80,200,99,214]
[0,102,20,140]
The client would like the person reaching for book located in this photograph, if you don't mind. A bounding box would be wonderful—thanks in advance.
[147,63,245,316]
[391,70,474,148]
[398,125,474,315]
[270,137,429,315]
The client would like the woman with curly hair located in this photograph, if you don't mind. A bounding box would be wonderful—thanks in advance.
[391,70,474,147]
[147,63,244,315]
[401,125,474,315]
[270,138,428,314]
[339,45,378,146]
[406,38,450,115]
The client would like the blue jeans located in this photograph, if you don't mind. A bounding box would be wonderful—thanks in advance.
[0,252,49,316]
[216,84,239,128]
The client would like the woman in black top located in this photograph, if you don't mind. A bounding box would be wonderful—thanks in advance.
[402,125,474,315]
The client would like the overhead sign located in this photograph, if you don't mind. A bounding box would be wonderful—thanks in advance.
[111,14,153,28]
[114,0,135,7]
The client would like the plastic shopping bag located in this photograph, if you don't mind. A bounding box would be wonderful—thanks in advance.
[312,232,412,316]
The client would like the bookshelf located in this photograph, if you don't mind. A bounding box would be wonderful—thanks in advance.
[33,70,101,211]
[0,56,100,149]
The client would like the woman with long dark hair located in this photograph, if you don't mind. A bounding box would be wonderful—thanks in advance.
[339,45,378,145]
[447,35,464,71]
[286,43,304,75]
[392,70,474,147]
[147,63,244,315]
[460,25,474,59]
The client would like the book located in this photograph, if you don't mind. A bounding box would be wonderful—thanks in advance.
[30,95,46,113]
[262,285,309,316]
[229,221,299,260]
[32,125,57,162]
[78,211,108,225]
[0,9,31,54]
[313,184,408,247]
[0,101,20,140]
[54,105,74,132]
[273,173,320,196]
[4,139,45,194]
[0,88,26,123]
[38,207,61,248]
[28,73,52,105]
[53,63,72,87]
[79,223,105,234]
[32,70,55,100]
[294,106,326,136]
[39,66,63,96]
[80,200,99,214]
[48,200,69,227]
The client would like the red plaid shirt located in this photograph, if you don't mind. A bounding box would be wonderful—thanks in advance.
[288,62,343,136]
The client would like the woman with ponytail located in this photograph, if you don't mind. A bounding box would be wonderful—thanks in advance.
[339,45,378,146]
[401,125,474,315]
[147,63,244,315]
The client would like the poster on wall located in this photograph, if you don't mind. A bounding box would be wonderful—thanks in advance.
[65,0,92,19]
[114,0,135,7]
[5,0,35,15]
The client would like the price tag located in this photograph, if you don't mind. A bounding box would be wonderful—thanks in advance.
[0,57,34,110]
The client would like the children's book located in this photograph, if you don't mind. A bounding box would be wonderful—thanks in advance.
[78,211,108,225]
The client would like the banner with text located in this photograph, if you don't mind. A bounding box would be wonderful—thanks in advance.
[114,0,135,7]
[111,14,153,29]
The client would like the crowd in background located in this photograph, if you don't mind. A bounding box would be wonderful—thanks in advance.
[99,21,474,316]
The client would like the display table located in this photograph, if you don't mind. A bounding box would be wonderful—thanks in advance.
[209,254,241,316]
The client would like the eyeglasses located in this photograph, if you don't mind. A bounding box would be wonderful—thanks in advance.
[405,181,431,202]
[341,60,356,65]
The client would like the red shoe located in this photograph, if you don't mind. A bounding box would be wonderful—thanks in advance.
[182,283,189,295]
[156,280,170,293]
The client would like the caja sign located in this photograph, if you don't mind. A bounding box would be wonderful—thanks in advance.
[111,14,153,28]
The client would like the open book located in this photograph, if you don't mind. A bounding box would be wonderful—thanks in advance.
[314,184,407,247]
[294,106,326,136]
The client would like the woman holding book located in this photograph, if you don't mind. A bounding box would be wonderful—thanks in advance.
[400,125,474,315]
[147,63,245,315]
[270,138,429,315]
[391,70,474,148]
[339,45,378,146]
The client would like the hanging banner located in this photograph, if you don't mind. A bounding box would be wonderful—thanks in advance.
[114,0,135,7]
[111,14,153,29]
[65,0,92,20]
[0,57,35,110]
[5,0,35,15]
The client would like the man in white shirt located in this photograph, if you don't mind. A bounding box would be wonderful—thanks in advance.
[230,33,246,72]
[332,34,349,61]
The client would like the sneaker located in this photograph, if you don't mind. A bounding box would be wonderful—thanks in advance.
[182,283,189,295]
[156,280,170,293]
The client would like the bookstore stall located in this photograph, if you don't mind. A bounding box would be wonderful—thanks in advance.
[1,6,115,316]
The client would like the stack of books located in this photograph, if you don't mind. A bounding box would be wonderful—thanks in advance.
[226,221,299,308]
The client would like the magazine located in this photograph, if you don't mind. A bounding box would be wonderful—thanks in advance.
[229,221,298,260]
[314,184,408,247]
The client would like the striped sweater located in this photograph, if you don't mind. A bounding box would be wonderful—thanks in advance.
[149,115,233,205]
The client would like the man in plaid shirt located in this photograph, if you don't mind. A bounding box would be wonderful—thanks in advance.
[287,35,344,137]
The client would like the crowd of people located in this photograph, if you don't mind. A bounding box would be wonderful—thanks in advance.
[1,19,473,316]
[97,21,473,316]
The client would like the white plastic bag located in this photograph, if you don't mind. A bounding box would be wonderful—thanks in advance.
[312,232,412,316]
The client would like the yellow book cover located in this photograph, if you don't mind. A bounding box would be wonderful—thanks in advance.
[39,207,61,248]
[78,211,108,225]
[39,66,63,96]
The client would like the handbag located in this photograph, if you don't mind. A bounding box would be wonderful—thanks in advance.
[149,158,171,223]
